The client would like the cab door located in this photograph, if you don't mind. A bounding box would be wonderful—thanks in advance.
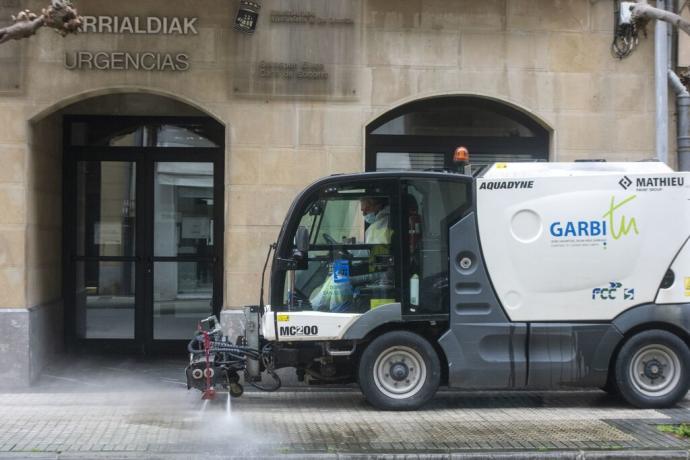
[400,178,472,320]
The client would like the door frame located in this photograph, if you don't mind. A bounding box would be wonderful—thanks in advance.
[62,115,225,354]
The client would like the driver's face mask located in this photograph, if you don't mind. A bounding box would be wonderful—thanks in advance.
[364,212,377,225]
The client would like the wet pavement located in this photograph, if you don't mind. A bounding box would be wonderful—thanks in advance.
[2,354,690,459]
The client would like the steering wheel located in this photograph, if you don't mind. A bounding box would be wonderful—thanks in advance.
[290,286,311,308]
[322,233,338,244]
[322,233,352,259]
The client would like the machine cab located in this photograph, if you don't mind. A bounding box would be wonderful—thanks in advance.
[269,173,472,320]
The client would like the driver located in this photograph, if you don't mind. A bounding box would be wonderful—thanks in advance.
[309,196,392,312]
[360,197,391,245]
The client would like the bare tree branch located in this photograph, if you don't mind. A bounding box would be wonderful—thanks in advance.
[0,0,81,45]
[0,12,43,44]
[631,0,690,37]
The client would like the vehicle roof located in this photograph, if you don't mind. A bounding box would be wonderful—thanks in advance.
[482,161,675,179]
[322,170,470,183]
[308,162,679,188]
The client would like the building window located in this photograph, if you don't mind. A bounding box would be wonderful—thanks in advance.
[366,96,550,173]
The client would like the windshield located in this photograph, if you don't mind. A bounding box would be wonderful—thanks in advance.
[299,195,365,246]
[279,180,399,313]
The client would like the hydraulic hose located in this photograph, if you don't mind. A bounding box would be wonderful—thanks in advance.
[189,335,281,392]
[248,344,282,392]
[188,335,261,359]
[249,369,281,392]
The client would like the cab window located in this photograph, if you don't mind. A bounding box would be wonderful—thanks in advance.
[403,179,470,316]
[282,181,400,313]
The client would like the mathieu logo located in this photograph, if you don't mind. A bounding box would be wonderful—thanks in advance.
[619,176,632,190]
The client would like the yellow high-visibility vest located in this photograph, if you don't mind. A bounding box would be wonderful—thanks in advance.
[365,207,392,244]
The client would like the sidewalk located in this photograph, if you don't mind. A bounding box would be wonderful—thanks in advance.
[1,354,690,459]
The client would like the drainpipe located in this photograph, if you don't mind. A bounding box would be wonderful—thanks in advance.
[667,0,690,171]
[656,0,669,165]
[670,69,690,170]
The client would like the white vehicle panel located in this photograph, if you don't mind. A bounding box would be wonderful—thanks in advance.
[477,164,690,321]
[262,310,361,341]
[483,162,674,178]
[261,306,277,341]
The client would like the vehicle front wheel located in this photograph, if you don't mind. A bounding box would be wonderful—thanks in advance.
[615,329,690,408]
[358,330,440,410]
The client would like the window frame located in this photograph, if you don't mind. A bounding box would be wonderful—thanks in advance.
[67,115,224,149]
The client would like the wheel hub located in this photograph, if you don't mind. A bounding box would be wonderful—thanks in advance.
[373,345,427,400]
[643,359,664,380]
[390,362,409,381]
[629,344,681,398]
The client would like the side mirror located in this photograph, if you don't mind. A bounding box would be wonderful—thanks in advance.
[295,226,310,253]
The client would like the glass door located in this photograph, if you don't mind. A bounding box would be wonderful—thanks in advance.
[74,161,138,339]
[151,161,215,340]
[65,116,224,353]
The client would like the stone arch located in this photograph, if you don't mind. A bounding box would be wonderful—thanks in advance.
[28,87,225,126]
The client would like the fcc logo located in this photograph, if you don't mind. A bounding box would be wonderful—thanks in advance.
[619,176,632,190]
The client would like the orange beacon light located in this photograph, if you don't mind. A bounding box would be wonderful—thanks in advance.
[453,146,471,174]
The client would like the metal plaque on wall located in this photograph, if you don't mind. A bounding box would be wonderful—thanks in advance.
[0,0,23,93]
[230,0,360,100]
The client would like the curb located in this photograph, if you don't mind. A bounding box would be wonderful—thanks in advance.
[0,450,688,460]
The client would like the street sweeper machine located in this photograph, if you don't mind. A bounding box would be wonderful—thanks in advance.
[187,159,690,410]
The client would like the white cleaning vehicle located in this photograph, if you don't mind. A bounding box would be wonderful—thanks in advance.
[187,160,690,410]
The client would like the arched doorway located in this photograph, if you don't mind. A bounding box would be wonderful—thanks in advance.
[31,92,225,354]
[366,96,550,172]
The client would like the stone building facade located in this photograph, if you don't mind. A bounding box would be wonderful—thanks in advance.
[0,0,674,386]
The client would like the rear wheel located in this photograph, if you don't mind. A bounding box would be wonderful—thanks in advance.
[615,330,690,408]
[358,330,440,410]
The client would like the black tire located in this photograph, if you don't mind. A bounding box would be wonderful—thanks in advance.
[229,383,244,398]
[358,330,441,410]
[615,329,690,408]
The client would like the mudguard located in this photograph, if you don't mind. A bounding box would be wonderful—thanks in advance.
[613,302,690,337]
[342,303,402,340]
